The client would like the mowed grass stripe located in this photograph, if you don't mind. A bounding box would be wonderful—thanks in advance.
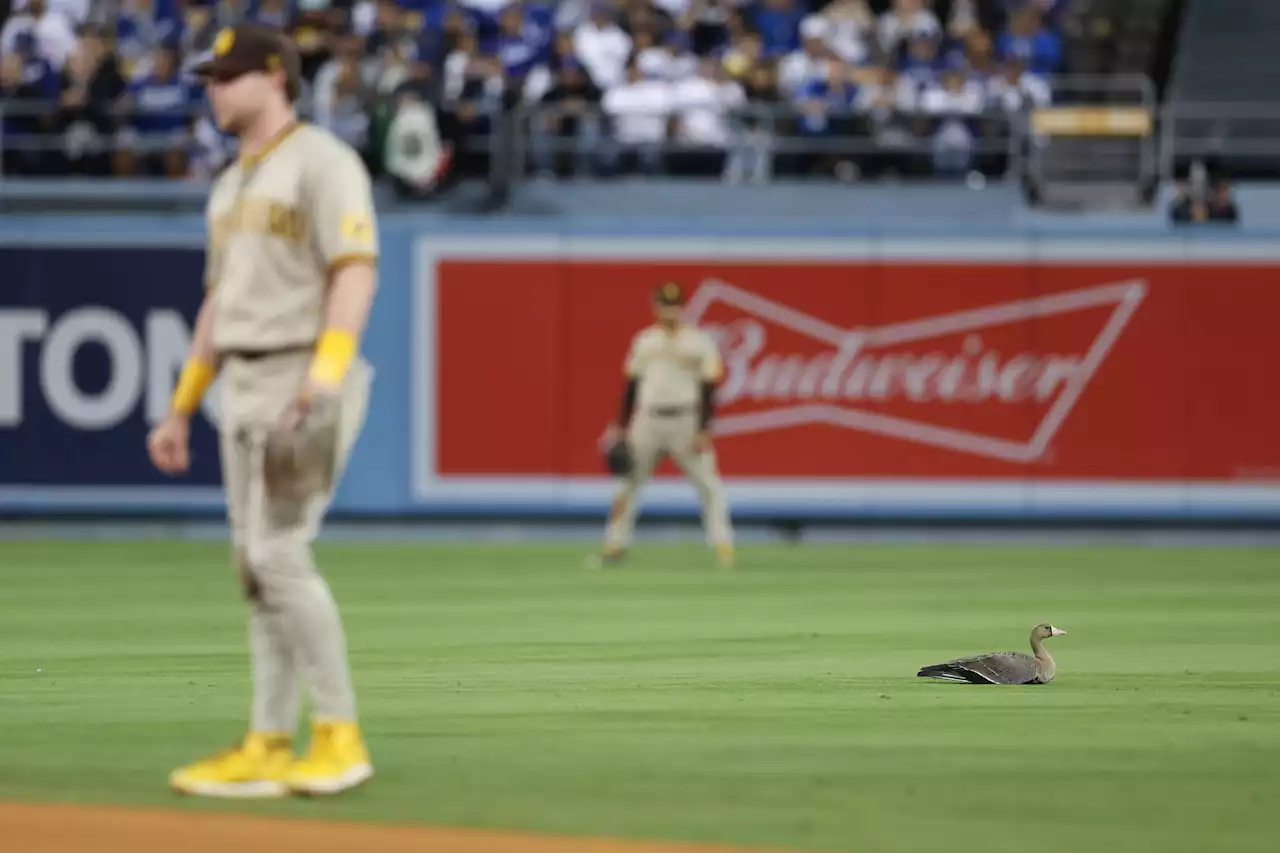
[0,542,1277,853]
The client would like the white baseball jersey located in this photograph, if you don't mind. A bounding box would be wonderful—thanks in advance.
[625,324,723,410]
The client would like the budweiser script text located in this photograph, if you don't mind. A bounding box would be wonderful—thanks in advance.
[704,320,1084,407]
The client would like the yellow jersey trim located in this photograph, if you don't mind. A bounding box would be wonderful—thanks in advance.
[240,121,303,169]
[328,252,378,275]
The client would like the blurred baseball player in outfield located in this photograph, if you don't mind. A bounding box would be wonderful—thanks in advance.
[597,282,735,568]
[147,24,378,798]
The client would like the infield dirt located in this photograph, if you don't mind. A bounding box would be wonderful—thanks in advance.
[0,802,798,853]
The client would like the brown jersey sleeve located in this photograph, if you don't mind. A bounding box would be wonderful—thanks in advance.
[309,139,379,274]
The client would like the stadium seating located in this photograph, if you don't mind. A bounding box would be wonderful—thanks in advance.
[0,0,1074,184]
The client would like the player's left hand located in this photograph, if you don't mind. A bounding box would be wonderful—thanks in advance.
[693,431,713,454]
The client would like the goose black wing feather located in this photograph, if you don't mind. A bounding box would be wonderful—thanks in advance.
[917,652,1039,685]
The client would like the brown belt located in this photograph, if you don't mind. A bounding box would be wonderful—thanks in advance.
[219,344,312,361]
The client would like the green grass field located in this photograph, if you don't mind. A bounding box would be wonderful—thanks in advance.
[1,540,1277,853]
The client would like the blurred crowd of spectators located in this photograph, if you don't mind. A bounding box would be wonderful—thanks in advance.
[0,0,1068,183]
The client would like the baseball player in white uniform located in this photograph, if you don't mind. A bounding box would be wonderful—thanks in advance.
[596,282,735,567]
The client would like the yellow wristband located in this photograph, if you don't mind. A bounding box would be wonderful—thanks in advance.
[171,358,216,416]
[309,329,358,389]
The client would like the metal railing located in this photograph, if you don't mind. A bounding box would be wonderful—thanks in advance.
[1039,73,1157,108]
[11,80,1280,191]
[1,97,1028,183]
[504,100,1024,185]
[1159,102,1280,179]
[0,101,231,178]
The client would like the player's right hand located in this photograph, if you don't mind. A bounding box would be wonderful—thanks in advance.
[147,413,191,475]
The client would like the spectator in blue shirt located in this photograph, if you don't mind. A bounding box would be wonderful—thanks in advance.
[794,64,858,140]
[894,33,940,113]
[790,62,863,177]
[997,4,1061,76]
[899,33,942,81]
[753,0,804,58]
[464,0,506,51]
[13,28,61,100]
[117,41,199,177]
[117,0,184,81]
[1,30,62,175]
[524,0,557,35]
[794,66,849,137]
[497,2,549,86]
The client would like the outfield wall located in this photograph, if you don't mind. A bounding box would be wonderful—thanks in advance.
[2,215,1278,522]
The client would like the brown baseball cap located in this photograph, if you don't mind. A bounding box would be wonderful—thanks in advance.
[193,24,302,102]
[655,282,686,306]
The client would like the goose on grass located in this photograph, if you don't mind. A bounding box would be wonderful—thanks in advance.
[916,623,1066,684]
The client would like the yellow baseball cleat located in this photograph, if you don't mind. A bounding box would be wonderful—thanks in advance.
[715,543,735,569]
[169,732,294,799]
[285,719,374,796]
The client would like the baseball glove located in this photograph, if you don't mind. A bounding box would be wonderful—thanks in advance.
[264,395,340,504]
[603,438,633,477]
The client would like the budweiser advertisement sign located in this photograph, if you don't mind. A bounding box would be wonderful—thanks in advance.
[418,239,1280,511]
[687,278,1145,467]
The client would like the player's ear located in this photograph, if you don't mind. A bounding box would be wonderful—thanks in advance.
[265,54,290,101]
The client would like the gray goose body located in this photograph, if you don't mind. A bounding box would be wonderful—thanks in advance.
[917,624,1065,685]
